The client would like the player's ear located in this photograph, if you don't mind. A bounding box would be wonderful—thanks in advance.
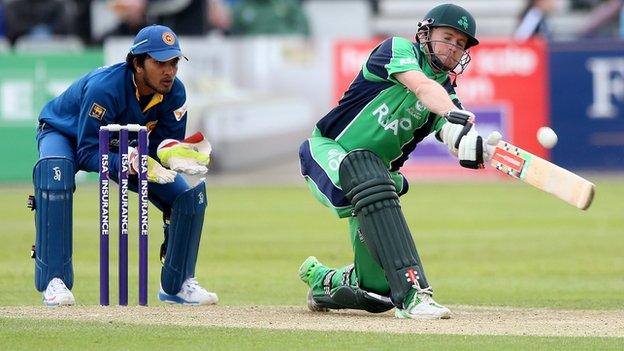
[133,58,142,73]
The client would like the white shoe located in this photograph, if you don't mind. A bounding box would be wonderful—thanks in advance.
[395,287,451,319]
[42,278,75,307]
[158,277,218,305]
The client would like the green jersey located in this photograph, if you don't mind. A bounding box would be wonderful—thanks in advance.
[314,37,462,171]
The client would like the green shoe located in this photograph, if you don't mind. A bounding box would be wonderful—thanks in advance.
[298,256,322,286]
[298,256,331,312]
[306,289,330,312]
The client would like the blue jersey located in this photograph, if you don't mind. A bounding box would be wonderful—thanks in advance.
[39,62,188,173]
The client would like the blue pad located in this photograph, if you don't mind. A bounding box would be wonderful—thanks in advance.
[161,181,207,295]
[32,157,74,292]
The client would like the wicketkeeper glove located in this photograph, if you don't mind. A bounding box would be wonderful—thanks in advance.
[129,147,177,184]
[156,132,212,175]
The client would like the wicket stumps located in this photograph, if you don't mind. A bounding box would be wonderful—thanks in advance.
[99,124,149,306]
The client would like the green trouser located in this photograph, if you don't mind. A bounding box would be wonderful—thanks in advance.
[299,135,408,298]
[308,217,390,297]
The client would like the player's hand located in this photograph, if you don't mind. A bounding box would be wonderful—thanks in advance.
[156,132,212,175]
[129,148,177,184]
[437,110,476,156]
[458,129,502,169]
[484,131,502,159]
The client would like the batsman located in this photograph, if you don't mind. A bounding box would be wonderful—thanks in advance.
[31,24,218,306]
[298,3,501,319]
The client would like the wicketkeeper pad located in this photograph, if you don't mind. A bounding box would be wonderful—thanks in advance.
[31,157,74,292]
[161,181,207,295]
[339,150,429,307]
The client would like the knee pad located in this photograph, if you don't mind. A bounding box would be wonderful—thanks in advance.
[161,181,207,294]
[339,150,429,307]
[31,157,74,291]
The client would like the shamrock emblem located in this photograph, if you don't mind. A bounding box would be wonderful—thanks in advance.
[458,16,469,30]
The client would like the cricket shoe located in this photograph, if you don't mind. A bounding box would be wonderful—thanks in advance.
[395,287,451,320]
[158,277,218,305]
[42,278,75,307]
[298,256,329,312]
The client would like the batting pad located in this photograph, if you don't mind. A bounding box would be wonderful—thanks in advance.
[339,150,429,307]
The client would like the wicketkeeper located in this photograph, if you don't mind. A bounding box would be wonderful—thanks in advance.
[298,3,501,319]
[30,24,218,306]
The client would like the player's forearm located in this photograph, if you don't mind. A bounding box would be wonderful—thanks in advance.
[395,71,456,116]
[412,79,457,116]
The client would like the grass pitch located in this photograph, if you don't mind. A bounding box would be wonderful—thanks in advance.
[1,179,623,349]
[2,318,623,351]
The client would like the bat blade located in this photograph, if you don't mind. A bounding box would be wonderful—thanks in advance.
[490,141,595,210]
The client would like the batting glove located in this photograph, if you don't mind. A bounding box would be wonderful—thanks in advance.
[458,129,502,169]
[157,132,212,175]
[437,110,476,156]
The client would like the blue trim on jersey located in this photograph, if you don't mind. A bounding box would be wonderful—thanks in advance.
[366,40,392,80]
[399,176,409,196]
[441,78,460,100]
[316,72,393,140]
[315,40,461,169]
[299,140,350,208]
[376,45,460,171]
[389,113,436,171]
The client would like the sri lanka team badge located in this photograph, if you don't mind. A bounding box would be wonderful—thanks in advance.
[162,32,175,46]
[173,103,187,121]
[89,102,106,120]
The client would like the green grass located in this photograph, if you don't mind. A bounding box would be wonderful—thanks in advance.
[1,179,623,349]
[1,318,623,351]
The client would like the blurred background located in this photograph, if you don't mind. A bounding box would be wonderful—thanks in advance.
[0,0,623,183]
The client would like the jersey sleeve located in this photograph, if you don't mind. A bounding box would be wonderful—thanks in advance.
[75,83,119,172]
[385,37,423,79]
[148,80,188,159]
[363,37,422,85]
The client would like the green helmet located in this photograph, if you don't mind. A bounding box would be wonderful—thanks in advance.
[419,3,479,48]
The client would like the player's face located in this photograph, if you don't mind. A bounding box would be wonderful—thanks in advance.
[135,57,179,95]
[427,27,468,71]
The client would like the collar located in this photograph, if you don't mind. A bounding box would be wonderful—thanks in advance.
[132,73,164,113]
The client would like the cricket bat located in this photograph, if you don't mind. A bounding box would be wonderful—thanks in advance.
[490,140,595,210]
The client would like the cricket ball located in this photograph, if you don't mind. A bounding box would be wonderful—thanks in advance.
[537,126,558,149]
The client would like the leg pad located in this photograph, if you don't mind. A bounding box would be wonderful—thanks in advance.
[32,157,74,291]
[339,150,429,307]
[161,181,207,295]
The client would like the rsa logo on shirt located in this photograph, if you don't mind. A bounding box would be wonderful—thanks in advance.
[89,103,106,120]
[399,58,417,65]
